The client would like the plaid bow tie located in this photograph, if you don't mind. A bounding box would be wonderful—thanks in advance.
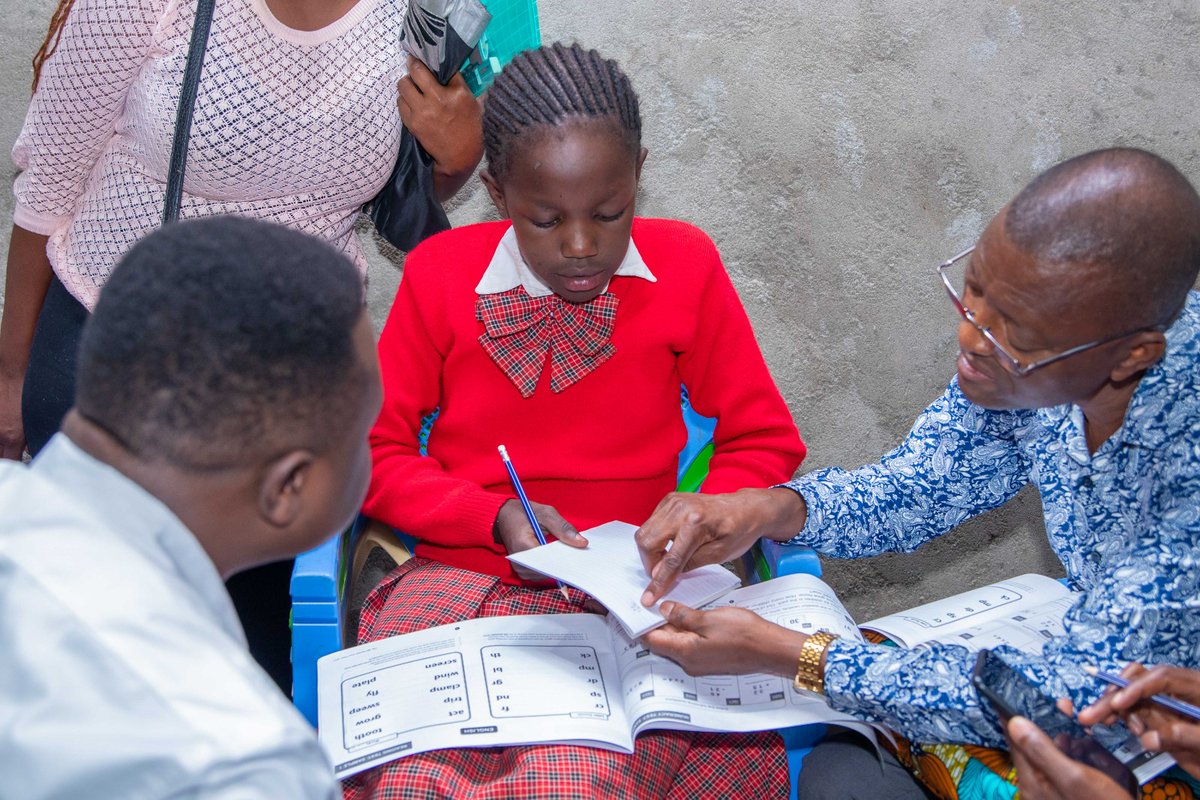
[476,288,620,397]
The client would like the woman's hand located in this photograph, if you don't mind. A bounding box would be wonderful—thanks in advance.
[493,499,587,582]
[0,370,25,460]
[0,225,53,460]
[398,56,483,202]
[640,602,807,678]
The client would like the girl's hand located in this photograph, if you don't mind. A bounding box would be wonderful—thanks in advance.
[640,603,806,677]
[493,499,586,582]
[398,56,483,201]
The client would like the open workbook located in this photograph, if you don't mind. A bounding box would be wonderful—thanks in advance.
[318,525,1170,783]
[317,572,874,780]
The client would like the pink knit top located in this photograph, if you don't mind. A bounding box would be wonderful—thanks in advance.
[13,0,408,310]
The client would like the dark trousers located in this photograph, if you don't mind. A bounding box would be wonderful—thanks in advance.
[23,275,295,696]
[22,275,84,456]
[797,732,935,800]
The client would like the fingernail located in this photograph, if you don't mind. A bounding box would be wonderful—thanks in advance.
[641,591,654,607]
[1008,716,1032,738]
[1143,731,1161,751]
[1127,715,1144,735]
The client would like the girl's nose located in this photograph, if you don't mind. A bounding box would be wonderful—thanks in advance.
[562,222,599,259]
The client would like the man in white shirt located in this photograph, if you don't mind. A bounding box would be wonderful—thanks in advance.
[0,216,382,798]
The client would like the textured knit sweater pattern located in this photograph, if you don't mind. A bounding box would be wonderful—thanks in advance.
[364,218,806,584]
[13,0,406,310]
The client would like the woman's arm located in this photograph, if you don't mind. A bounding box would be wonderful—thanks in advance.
[0,226,52,459]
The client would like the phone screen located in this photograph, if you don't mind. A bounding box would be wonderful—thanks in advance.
[971,649,1137,792]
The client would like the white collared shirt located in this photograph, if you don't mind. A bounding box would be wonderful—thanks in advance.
[0,435,338,799]
[473,226,657,297]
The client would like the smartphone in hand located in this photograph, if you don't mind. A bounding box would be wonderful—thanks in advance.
[971,649,1137,793]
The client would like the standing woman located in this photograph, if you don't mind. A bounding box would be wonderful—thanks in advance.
[0,0,483,689]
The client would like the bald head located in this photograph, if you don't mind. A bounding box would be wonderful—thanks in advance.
[1006,148,1200,328]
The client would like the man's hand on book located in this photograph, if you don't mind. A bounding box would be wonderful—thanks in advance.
[636,488,808,607]
[494,499,586,582]
[639,602,806,678]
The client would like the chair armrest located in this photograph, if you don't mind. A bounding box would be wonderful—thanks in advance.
[290,518,361,727]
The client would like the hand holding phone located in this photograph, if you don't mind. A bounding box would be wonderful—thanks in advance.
[972,649,1137,794]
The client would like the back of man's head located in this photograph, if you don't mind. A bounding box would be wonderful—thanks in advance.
[76,216,366,470]
[1006,147,1200,328]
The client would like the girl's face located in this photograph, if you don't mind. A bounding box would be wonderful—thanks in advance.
[482,119,647,304]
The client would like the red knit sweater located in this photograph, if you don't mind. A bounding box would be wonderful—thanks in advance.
[364,218,806,584]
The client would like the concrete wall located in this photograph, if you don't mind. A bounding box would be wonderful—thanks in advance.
[3,1,1198,619]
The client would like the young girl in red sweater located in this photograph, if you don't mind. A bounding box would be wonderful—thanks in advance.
[349,43,805,799]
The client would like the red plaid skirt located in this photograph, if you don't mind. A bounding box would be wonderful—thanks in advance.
[342,558,789,800]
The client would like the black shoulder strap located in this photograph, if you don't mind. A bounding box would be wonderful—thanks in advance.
[162,0,216,225]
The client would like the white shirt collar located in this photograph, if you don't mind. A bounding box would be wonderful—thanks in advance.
[474,225,657,297]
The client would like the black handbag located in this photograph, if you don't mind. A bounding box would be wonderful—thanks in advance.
[163,0,215,224]
[366,0,491,252]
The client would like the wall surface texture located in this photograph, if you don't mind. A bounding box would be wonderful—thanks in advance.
[3,1,1199,619]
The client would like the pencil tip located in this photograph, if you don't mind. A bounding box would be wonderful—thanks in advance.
[498,444,508,459]
[1082,665,1098,676]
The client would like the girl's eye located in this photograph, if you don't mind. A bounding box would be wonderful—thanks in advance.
[597,209,626,223]
[531,217,559,229]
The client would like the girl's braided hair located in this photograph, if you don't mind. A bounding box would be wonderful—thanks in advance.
[482,42,642,180]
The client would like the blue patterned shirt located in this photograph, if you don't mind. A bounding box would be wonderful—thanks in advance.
[783,291,1200,747]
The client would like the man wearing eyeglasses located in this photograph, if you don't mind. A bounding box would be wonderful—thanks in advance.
[634,147,1200,798]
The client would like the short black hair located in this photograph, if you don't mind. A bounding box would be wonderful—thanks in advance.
[76,216,366,470]
[1007,147,1200,327]
[482,42,641,181]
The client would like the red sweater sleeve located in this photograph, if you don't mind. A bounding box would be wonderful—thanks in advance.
[362,242,508,548]
[671,226,806,492]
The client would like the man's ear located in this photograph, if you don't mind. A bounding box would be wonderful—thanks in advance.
[258,450,317,528]
[479,170,509,219]
[1111,331,1168,383]
[635,147,648,181]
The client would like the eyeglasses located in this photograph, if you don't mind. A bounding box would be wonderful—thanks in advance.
[937,247,1165,377]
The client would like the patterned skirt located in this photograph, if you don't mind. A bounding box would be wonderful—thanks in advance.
[342,558,789,800]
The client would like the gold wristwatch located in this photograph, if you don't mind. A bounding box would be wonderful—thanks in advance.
[793,631,839,694]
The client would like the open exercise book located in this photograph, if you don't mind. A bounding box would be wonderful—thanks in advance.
[317,572,874,780]
[318,524,1169,782]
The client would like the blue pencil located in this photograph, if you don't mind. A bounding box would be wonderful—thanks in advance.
[498,445,570,602]
[1085,665,1200,722]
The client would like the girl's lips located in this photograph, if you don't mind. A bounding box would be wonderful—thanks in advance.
[560,273,605,293]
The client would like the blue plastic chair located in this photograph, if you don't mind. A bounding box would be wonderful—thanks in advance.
[289,392,823,793]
